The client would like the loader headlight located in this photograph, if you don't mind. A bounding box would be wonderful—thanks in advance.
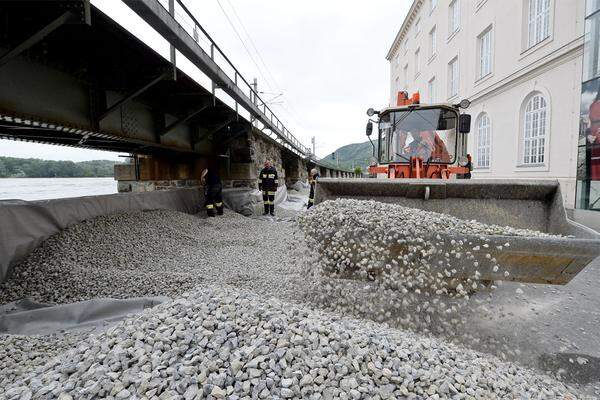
[367,108,379,117]
[459,99,471,109]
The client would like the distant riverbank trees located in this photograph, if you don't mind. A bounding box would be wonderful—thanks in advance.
[0,157,117,178]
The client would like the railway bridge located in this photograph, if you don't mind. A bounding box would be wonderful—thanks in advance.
[0,0,354,193]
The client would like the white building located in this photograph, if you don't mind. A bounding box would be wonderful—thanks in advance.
[387,0,585,207]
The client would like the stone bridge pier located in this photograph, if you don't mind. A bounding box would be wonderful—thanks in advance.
[114,127,351,193]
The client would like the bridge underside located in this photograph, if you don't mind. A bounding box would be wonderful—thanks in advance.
[0,1,250,159]
[0,1,353,190]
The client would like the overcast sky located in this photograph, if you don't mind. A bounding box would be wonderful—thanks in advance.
[0,0,410,161]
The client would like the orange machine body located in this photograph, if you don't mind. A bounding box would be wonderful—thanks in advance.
[369,159,469,179]
[369,91,470,179]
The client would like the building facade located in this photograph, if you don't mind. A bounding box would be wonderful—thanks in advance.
[387,0,585,208]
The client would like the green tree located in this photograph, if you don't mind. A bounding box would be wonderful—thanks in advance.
[354,166,362,176]
[0,157,118,178]
[0,159,6,177]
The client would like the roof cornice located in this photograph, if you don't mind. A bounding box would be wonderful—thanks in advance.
[385,0,423,60]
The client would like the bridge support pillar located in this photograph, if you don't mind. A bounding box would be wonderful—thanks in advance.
[282,152,307,187]
[114,156,204,193]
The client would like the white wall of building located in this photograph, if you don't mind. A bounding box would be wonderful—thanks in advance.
[387,0,585,207]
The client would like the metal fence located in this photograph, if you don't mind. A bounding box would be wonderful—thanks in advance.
[154,0,316,160]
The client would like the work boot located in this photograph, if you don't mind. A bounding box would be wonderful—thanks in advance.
[263,204,269,215]
[269,204,275,216]
[207,209,215,217]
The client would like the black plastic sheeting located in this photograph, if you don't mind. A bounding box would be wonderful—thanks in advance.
[0,188,202,283]
[0,296,169,335]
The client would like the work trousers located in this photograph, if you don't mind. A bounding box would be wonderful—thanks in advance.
[262,189,276,214]
[205,184,223,217]
[307,184,315,209]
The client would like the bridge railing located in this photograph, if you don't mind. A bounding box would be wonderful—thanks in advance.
[153,0,312,159]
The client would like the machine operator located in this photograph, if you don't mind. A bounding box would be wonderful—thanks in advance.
[395,131,451,162]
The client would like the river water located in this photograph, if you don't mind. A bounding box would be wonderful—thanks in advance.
[0,178,117,201]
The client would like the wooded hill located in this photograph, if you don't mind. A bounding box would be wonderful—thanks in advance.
[320,140,377,172]
[0,157,118,178]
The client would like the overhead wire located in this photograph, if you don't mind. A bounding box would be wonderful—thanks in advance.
[215,0,274,94]
[219,0,307,131]
[215,0,317,149]
[224,0,280,92]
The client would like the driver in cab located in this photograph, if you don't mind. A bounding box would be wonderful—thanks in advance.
[395,131,450,162]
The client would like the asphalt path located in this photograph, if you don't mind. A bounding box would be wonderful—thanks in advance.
[464,255,600,395]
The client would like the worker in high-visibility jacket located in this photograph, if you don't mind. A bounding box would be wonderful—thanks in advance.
[258,160,278,216]
[201,167,223,217]
[307,168,320,209]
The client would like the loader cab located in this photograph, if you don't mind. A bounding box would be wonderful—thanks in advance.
[366,95,471,173]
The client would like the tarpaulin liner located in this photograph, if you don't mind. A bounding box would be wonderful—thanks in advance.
[0,188,202,282]
[222,186,288,216]
[0,296,169,335]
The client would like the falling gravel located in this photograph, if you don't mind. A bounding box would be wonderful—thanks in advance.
[297,199,548,336]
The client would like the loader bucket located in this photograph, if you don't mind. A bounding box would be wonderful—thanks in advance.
[314,178,600,285]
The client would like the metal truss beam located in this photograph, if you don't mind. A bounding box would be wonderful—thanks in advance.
[197,117,236,143]
[161,105,209,136]
[97,71,170,122]
[0,11,77,68]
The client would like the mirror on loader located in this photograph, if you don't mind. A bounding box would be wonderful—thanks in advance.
[366,121,373,136]
[459,114,471,133]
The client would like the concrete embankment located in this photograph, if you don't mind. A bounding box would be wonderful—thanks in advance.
[0,192,597,398]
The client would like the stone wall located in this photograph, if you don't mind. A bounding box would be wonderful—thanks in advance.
[220,163,257,189]
[118,180,200,193]
[282,155,308,187]
[115,160,202,193]
[249,130,286,188]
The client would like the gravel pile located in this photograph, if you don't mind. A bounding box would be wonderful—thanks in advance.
[0,209,307,305]
[0,198,589,398]
[1,287,577,400]
[0,331,87,389]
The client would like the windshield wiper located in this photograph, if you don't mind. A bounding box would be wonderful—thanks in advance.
[392,109,414,131]
[395,152,411,162]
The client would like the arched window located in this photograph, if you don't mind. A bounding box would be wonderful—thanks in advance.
[476,114,491,168]
[522,94,548,165]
